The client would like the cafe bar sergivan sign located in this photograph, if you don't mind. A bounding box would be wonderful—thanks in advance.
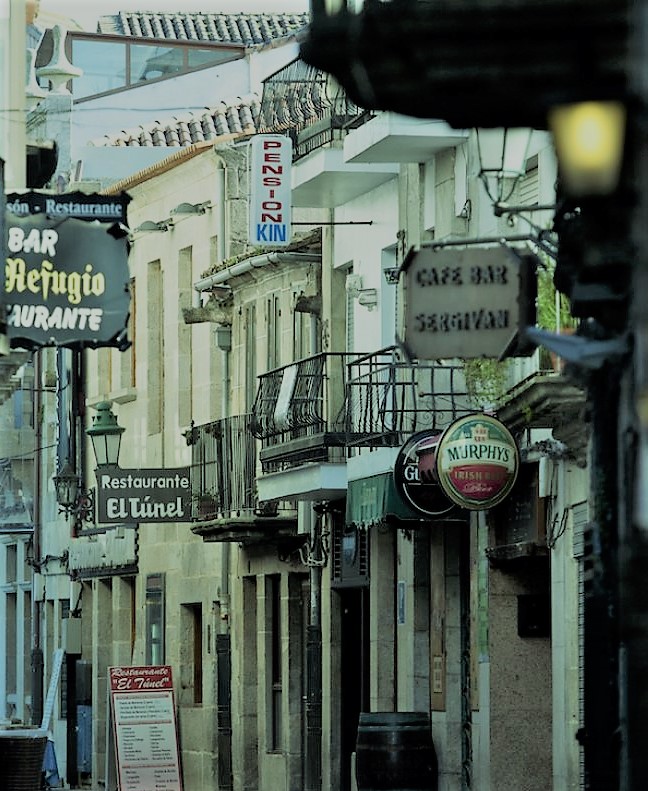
[3,191,131,351]
[402,245,536,360]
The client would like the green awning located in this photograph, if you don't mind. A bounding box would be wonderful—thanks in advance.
[346,473,423,528]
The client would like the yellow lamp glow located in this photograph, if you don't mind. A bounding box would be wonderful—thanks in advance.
[548,101,626,196]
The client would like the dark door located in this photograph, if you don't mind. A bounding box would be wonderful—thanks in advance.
[339,587,370,791]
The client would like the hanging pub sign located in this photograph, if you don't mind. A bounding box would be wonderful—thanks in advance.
[3,190,131,351]
[248,134,292,246]
[434,414,519,510]
[96,467,191,524]
[393,430,456,517]
[401,245,537,361]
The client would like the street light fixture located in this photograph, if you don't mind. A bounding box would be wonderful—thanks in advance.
[86,401,125,467]
[53,459,95,530]
[476,127,534,208]
[548,101,627,197]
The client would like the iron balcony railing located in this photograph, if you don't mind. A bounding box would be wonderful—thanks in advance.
[188,413,288,521]
[252,348,480,471]
[251,352,353,472]
[251,347,571,472]
[344,346,476,447]
[258,57,373,161]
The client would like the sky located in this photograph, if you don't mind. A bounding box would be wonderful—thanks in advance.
[40,1,311,32]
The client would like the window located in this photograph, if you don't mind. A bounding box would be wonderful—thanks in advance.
[6,544,17,583]
[71,39,127,98]
[147,262,164,435]
[180,603,203,706]
[244,303,257,410]
[178,249,193,428]
[344,263,355,354]
[60,600,70,718]
[68,35,243,101]
[268,575,282,751]
[293,308,316,361]
[267,295,280,370]
[120,278,136,389]
[145,574,165,666]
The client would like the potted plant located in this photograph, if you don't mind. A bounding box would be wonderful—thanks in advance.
[463,356,510,410]
[535,253,579,370]
[194,493,218,519]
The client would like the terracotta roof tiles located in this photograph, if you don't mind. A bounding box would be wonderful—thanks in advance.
[97,11,309,47]
[92,93,261,148]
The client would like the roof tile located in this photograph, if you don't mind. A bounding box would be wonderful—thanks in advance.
[97,11,309,47]
[92,94,261,148]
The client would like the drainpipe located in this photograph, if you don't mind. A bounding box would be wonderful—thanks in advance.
[31,350,44,727]
[305,503,323,791]
[214,322,233,789]
[193,252,321,294]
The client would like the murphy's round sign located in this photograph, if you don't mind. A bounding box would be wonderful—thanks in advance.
[393,430,456,517]
[434,414,519,510]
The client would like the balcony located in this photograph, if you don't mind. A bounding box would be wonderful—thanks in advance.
[344,114,468,165]
[251,349,478,501]
[259,58,398,208]
[252,354,351,466]
[251,353,352,501]
[344,347,475,449]
[188,414,297,544]
[259,57,369,160]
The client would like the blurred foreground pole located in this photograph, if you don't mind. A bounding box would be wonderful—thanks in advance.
[623,2,648,788]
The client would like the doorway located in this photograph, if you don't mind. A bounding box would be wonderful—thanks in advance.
[338,587,369,791]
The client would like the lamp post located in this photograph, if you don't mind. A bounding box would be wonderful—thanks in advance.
[86,401,124,468]
[474,108,629,791]
[54,402,124,529]
[53,460,95,532]
[476,127,533,208]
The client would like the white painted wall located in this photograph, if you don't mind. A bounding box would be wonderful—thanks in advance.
[331,177,399,353]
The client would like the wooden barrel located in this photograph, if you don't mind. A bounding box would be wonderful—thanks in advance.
[0,728,47,791]
[355,711,438,791]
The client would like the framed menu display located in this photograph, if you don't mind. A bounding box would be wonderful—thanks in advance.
[109,666,183,791]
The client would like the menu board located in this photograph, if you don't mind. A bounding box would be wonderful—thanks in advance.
[109,666,183,791]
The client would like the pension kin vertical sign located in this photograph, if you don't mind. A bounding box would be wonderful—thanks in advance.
[248,134,292,246]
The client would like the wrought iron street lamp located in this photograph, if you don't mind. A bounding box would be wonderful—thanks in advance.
[86,401,125,467]
[476,127,533,207]
[53,459,95,530]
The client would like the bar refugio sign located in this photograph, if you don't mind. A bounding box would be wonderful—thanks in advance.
[3,190,131,351]
[248,134,292,246]
[109,666,183,791]
[96,468,191,524]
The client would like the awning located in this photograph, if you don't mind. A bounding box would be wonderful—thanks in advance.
[346,473,423,529]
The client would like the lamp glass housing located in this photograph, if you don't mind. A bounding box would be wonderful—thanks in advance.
[548,101,626,196]
[86,401,125,467]
[477,127,533,205]
[311,0,346,15]
[53,461,80,508]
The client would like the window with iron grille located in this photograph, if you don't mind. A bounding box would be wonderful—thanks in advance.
[145,573,165,666]
[268,575,282,751]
